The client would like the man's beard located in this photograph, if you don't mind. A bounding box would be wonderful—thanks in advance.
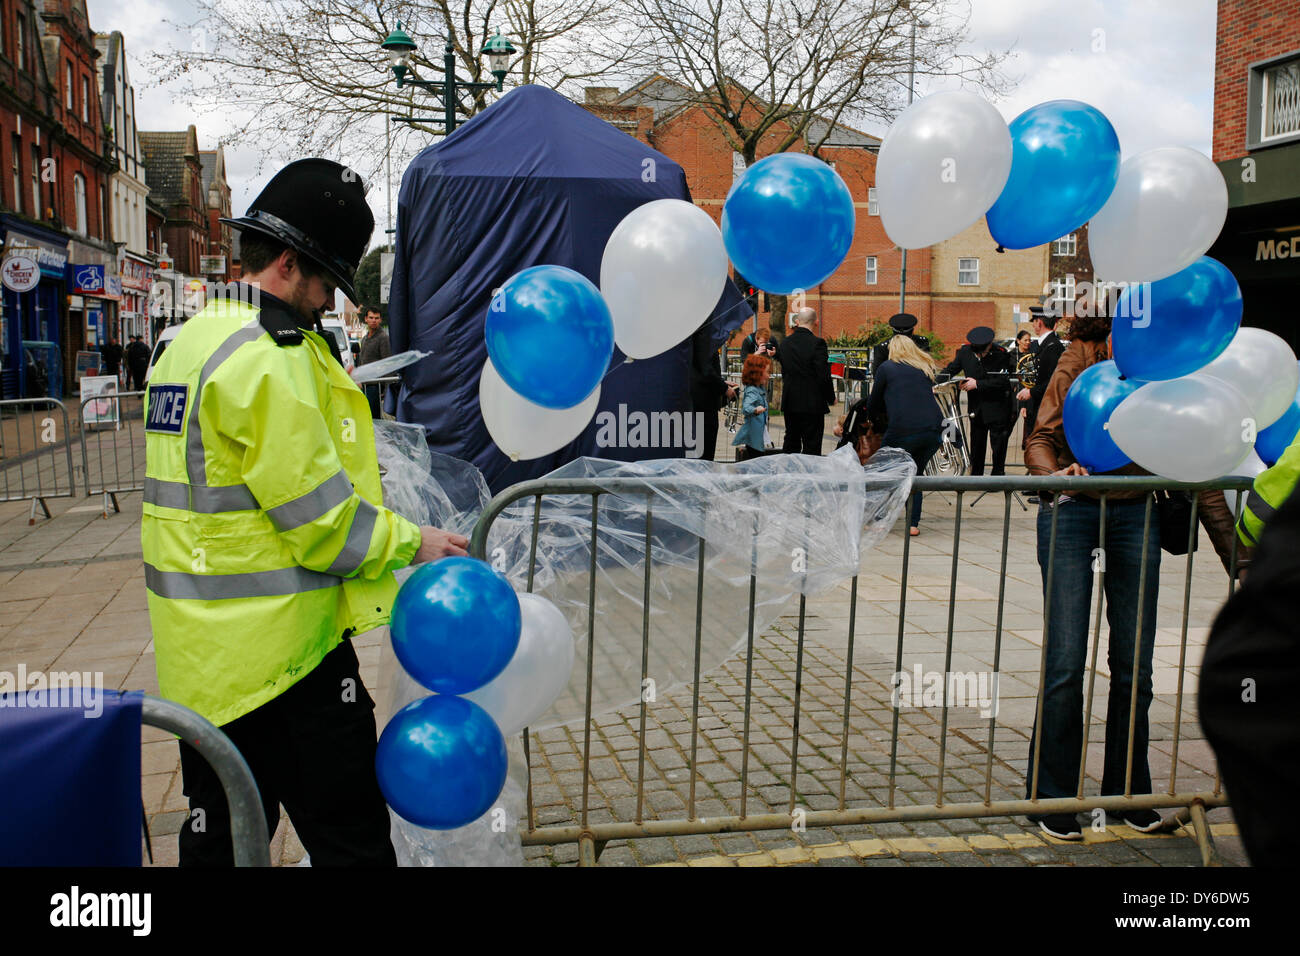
[288,274,325,326]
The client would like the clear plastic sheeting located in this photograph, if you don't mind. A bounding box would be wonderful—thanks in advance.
[371,423,915,865]
[351,349,433,384]
[479,445,916,729]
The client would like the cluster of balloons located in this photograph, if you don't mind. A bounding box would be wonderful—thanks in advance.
[376,557,575,829]
[481,158,859,461]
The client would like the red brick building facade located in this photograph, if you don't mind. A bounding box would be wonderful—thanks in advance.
[1207,0,1300,350]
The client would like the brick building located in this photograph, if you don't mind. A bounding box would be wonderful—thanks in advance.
[585,76,1050,351]
[0,0,118,399]
[1206,0,1300,351]
[139,125,207,276]
[199,144,231,280]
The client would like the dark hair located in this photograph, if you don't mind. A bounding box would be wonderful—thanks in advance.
[239,231,330,283]
[363,305,382,317]
[1016,329,1030,341]
[741,353,771,386]
[1067,312,1112,342]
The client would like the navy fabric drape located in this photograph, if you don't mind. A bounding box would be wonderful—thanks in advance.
[389,84,749,492]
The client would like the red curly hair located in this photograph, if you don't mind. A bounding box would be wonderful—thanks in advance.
[742,353,771,386]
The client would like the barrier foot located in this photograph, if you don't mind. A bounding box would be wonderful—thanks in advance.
[28,496,51,525]
[100,491,119,518]
[577,832,606,867]
[1176,801,1222,867]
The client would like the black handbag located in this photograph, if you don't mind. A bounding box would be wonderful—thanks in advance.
[1156,490,1199,555]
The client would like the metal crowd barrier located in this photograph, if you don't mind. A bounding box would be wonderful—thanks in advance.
[80,390,147,516]
[0,397,77,523]
[142,695,269,866]
[469,472,1251,867]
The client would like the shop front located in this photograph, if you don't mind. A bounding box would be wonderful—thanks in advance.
[1,216,69,399]
[1210,143,1300,354]
[119,253,154,344]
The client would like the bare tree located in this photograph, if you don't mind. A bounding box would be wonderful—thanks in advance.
[626,0,1009,165]
[150,0,634,184]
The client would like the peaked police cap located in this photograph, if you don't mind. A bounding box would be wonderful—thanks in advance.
[220,158,373,303]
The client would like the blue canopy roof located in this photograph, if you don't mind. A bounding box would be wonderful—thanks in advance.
[388,84,748,492]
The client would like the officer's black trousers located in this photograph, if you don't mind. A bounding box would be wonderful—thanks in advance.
[177,639,397,867]
[968,419,1010,476]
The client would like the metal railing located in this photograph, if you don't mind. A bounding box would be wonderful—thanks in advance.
[469,472,1250,866]
[142,695,269,866]
[80,390,147,516]
[0,397,77,522]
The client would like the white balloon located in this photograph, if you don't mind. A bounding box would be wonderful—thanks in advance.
[479,357,600,461]
[600,199,729,360]
[1108,374,1253,482]
[876,91,1012,250]
[464,593,576,736]
[1088,147,1228,284]
[1198,327,1299,430]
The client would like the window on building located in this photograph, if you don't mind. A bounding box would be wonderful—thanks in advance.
[11,136,21,214]
[74,173,87,235]
[82,77,90,125]
[867,187,878,216]
[1054,233,1076,256]
[865,256,878,285]
[99,185,105,238]
[1262,58,1300,141]
[16,15,26,72]
[30,145,40,218]
[1050,274,1076,316]
[66,63,75,110]
[958,257,980,286]
[732,151,746,185]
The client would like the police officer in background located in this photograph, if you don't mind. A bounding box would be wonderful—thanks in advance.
[943,325,1016,476]
[142,159,468,867]
[871,312,930,375]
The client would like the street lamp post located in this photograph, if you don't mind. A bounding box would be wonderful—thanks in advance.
[380,22,515,135]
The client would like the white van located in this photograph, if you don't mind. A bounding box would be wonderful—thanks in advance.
[318,315,355,374]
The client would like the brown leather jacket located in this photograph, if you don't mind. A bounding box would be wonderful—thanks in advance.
[1025,338,1251,575]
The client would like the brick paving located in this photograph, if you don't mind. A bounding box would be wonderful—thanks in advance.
[0,406,1246,867]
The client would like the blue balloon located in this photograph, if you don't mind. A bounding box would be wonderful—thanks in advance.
[1063,360,1140,473]
[391,557,521,695]
[721,153,855,295]
[376,695,508,830]
[1112,256,1242,382]
[1256,366,1300,466]
[985,100,1120,250]
[484,265,614,409]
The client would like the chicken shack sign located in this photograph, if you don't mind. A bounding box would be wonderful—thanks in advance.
[1,255,39,293]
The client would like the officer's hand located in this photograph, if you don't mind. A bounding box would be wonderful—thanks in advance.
[961,379,977,392]
[1016,388,1031,401]
[414,526,469,563]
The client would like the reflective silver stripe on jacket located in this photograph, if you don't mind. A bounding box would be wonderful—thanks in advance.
[265,470,354,532]
[326,500,378,577]
[144,477,258,513]
[1246,489,1276,525]
[186,321,267,487]
[144,563,343,600]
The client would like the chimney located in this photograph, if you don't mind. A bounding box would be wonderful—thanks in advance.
[584,87,618,106]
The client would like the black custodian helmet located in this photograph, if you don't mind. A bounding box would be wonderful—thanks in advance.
[220,158,373,303]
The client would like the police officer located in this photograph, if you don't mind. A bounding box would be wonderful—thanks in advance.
[943,325,1015,476]
[871,312,930,374]
[142,158,468,867]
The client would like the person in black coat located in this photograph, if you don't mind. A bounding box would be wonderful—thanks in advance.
[690,323,737,461]
[1018,307,1064,442]
[1200,479,1300,866]
[776,307,835,455]
[871,312,931,375]
[943,325,1015,476]
[126,335,151,391]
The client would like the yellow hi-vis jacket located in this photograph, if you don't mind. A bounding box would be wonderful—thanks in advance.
[142,295,421,726]
[1238,431,1300,548]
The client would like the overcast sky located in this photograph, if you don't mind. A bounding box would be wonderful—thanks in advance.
[87,0,1218,241]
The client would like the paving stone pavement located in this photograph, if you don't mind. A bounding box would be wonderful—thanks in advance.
[0,409,1247,867]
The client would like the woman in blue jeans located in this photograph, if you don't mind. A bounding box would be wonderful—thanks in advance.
[863,335,944,534]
